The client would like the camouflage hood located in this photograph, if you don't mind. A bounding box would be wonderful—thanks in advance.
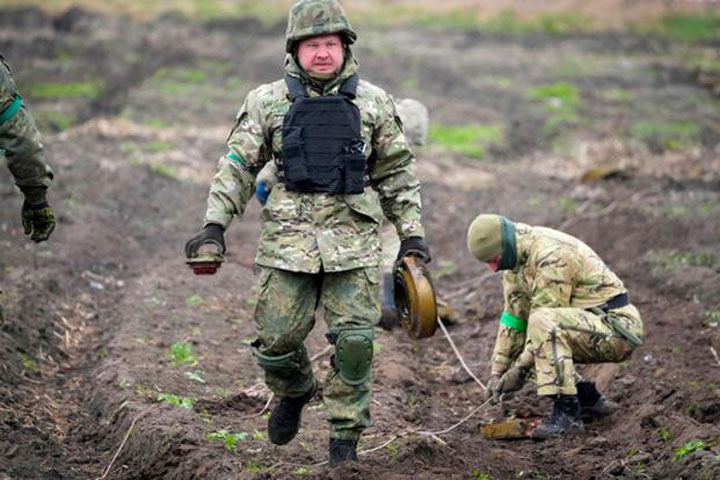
[284,47,359,95]
[285,0,357,53]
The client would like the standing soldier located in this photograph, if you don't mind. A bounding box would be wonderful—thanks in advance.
[0,55,55,242]
[466,214,643,440]
[185,0,430,465]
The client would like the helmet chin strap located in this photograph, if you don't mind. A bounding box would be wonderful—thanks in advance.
[498,216,517,271]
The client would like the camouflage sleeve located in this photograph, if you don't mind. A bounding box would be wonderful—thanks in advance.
[203,89,269,228]
[529,247,574,309]
[368,93,425,240]
[490,272,531,375]
[0,60,53,202]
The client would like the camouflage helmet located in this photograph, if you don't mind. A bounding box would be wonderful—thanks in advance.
[285,0,357,53]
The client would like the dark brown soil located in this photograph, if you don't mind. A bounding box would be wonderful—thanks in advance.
[1,6,719,480]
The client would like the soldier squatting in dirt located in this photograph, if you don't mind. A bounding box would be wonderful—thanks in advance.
[0,55,55,243]
[185,0,431,465]
[467,214,644,440]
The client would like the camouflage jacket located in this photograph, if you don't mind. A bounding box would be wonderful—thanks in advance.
[491,223,629,375]
[203,51,425,273]
[0,55,53,201]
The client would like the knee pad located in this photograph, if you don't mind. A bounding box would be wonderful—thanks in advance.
[251,345,301,380]
[330,326,374,386]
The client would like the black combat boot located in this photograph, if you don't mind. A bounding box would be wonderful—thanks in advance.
[329,438,358,466]
[576,381,614,422]
[267,381,317,445]
[531,394,582,440]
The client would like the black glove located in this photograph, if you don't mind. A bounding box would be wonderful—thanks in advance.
[396,236,431,263]
[185,223,226,258]
[21,201,55,243]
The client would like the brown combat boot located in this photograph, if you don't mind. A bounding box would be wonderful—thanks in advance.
[531,394,583,441]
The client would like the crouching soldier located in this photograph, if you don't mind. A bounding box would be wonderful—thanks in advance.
[466,214,643,440]
[0,55,55,242]
[185,0,430,465]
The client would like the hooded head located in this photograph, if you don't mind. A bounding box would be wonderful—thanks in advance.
[285,0,357,54]
[467,214,518,271]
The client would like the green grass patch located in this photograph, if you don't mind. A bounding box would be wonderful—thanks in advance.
[429,123,504,158]
[703,311,720,328]
[29,81,104,100]
[485,9,592,35]
[153,67,207,83]
[556,196,579,213]
[434,260,458,280]
[527,82,580,137]
[661,15,720,42]
[629,121,700,151]
[185,294,204,306]
[668,202,719,219]
[17,352,39,373]
[646,248,720,273]
[206,429,249,452]
[34,110,77,132]
[149,162,179,180]
[185,371,206,384]
[600,88,633,104]
[656,428,671,442]
[168,341,198,366]
[527,82,581,111]
[157,392,195,409]
[142,117,170,129]
[672,440,706,462]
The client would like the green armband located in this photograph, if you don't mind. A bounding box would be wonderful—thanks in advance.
[227,151,244,166]
[0,94,22,125]
[500,311,527,332]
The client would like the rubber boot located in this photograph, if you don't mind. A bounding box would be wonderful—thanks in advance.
[576,381,614,422]
[531,394,582,441]
[267,380,317,445]
[329,438,358,466]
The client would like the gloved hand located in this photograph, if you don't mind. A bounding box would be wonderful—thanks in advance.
[396,236,431,263]
[184,223,226,258]
[21,201,55,243]
[486,366,529,403]
[255,182,270,205]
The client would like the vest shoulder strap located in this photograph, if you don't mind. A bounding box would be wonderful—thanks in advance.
[285,74,308,101]
[338,73,359,99]
[284,73,360,102]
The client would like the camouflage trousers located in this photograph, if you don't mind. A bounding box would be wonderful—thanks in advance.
[252,265,380,441]
[524,304,643,396]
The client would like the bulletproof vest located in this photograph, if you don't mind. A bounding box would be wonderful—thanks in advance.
[281,73,366,194]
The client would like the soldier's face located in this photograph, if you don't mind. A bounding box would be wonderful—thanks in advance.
[486,253,502,272]
[297,34,344,77]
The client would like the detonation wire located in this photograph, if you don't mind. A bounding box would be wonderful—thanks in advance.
[283,317,495,470]
[436,316,487,390]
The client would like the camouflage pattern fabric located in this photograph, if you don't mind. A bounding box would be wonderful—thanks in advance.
[252,266,380,441]
[285,0,357,52]
[0,56,53,196]
[489,223,643,396]
[522,305,640,395]
[203,49,424,273]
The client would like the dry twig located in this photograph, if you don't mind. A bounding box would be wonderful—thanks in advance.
[94,410,147,480]
[710,346,720,367]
